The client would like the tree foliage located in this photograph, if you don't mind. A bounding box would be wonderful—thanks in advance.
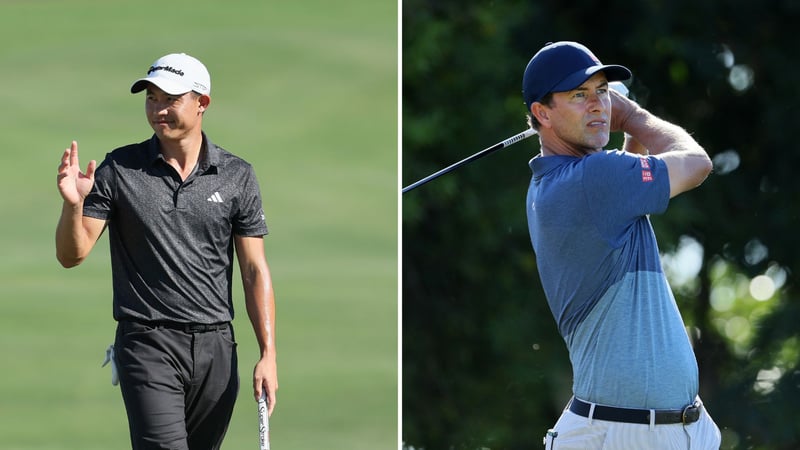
[402,1,800,448]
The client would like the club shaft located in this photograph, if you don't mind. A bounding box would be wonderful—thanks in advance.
[402,128,536,193]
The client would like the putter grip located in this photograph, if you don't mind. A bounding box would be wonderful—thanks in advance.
[258,393,270,450]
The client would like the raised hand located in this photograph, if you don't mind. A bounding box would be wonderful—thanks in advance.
[57,141,97,206]
[608,87,640,134]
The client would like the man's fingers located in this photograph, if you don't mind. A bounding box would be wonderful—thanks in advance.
[59,148,71,172]
[253,376,263,401]
[69,140,79,167]
[267,390,276,416]
[253,380,276,416]
[85,159,97,180]
[60,141,95,180]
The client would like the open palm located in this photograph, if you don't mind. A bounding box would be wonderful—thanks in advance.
[57,141,97,206]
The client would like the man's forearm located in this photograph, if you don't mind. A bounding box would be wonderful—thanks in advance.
[621,107,706,157]
[623,133,648,155]
[243,269,276,359]
[55,201,90,267]
[618,102,712,197]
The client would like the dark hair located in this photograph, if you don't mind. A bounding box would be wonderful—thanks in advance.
[525,92,554,130]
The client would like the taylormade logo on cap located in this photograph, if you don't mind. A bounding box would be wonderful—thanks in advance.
[130,53,211,96]
[148,65,184,77]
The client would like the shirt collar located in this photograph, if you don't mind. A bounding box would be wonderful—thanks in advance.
[529,153,579,180]
[146,132,220,173]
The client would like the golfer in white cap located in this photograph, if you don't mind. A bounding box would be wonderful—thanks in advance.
[56,53,278,449]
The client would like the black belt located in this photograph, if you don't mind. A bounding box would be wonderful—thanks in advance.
[569,398,701,425]
[128,320,230,333]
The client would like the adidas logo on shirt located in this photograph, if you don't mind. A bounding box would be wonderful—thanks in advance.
[207,192,223,203]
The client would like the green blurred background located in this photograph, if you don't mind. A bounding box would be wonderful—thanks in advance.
[403,1,800,449]
[0,1,397,449]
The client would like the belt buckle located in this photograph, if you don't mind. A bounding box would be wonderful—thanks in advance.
[185,323,206,333]
[681,401,700,424]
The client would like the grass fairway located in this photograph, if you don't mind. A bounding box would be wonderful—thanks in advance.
[0,1,397,449]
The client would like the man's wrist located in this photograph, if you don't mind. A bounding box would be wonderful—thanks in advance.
[618,103,646,135]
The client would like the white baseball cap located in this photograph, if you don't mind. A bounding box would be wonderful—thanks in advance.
[130,53,211,95]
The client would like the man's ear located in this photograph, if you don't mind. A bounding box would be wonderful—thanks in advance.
[198,94,211,112]
[531,102,551,129]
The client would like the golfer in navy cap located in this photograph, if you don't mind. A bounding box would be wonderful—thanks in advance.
[523,41,721,449]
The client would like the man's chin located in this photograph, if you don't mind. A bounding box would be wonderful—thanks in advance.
[588,134,610,150]
[151,128,173,141]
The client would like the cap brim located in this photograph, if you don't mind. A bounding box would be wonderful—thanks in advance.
[130,77,191,95]
[551,64,632,94]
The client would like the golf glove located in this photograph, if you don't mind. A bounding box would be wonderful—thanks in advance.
[101,344,119,386]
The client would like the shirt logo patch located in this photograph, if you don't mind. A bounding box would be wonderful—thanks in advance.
[639,157,653,182]
[207,192,223,203]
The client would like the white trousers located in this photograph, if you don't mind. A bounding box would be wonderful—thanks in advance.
[543,399,721,450]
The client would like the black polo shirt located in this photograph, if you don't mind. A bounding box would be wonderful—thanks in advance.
[83,134,269,324]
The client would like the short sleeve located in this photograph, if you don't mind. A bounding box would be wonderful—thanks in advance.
[83,155,115,220]
[233,165,269,237]
[581,151,670,240]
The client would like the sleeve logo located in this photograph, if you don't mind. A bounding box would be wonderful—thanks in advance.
[639,157,653,182]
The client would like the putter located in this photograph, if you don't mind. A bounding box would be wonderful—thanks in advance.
[258,392,270,450]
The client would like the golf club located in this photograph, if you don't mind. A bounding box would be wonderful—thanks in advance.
[402,128,538,193]
[258,392,270,450]
[401,81,629,194]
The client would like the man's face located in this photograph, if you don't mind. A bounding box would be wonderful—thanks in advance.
[544,72,611,154]
[145,84,208,141]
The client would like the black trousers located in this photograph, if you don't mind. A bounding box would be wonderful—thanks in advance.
[115,321,239,450]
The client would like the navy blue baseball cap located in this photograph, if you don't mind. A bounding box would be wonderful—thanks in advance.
[522,41,631,110]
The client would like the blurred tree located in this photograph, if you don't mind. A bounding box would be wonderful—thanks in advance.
[403,0,800,449]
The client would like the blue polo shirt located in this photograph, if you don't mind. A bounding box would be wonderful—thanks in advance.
[83,134,269,324]
[526,150,698,409]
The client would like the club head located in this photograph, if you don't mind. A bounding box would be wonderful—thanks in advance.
[609,81,629,98]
